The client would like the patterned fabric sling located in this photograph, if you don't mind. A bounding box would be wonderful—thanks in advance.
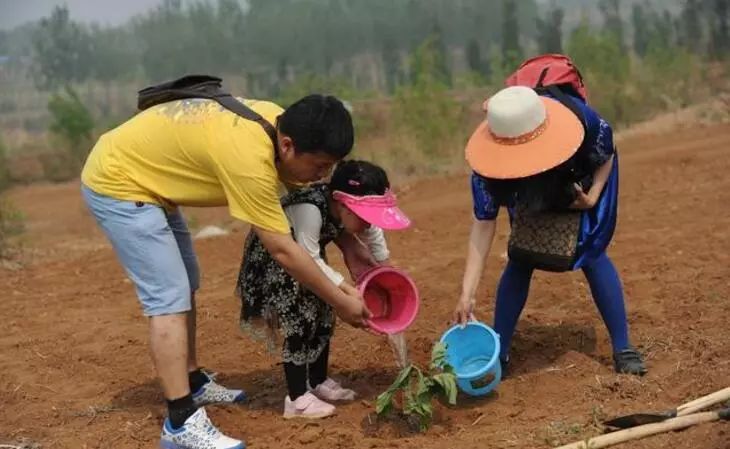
[507,201,581,272]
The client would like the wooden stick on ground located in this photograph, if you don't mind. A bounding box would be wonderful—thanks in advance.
[556,409,729,449]
[676,387,730,416]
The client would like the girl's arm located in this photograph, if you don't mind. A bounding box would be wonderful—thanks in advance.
[286,203,346,286]
[358,225,390,265]
[286,204,371,300]
[334,232,378,280]
[453,218,497,325]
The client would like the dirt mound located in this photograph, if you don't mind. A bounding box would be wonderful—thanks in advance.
[616,94,730,141]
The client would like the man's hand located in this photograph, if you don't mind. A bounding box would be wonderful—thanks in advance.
[255,227,362,314]
[335,292,371,328]
[339,281,360,298]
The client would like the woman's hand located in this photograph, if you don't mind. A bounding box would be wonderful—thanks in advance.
[453,294,476,326]
[569,183,598,210]
[570,155,615,210]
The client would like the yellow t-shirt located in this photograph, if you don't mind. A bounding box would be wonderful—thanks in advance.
[81,98,290,234]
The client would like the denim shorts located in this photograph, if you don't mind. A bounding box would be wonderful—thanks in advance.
[81,184,200,316]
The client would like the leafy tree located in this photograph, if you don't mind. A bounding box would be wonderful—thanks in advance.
[48,87,95,165]
[502,0,524,72]
[599,0,625,50]
[632,3,651,56]
[466,38,491,78]
[536,5,564,54]
[566,23,631,124]
[31,5,93,90]
[709,0,730,59]
[679,0,704,53]
[395,37,465,157]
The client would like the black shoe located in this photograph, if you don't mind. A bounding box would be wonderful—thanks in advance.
[613,348,648,376]
[499,356,510,379]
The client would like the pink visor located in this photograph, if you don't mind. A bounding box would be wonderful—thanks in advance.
[332,190,411,230]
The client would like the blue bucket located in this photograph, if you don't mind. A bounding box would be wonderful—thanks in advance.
[439,321,501,396]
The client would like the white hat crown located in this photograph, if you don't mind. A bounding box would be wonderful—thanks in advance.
[487,86,547,140]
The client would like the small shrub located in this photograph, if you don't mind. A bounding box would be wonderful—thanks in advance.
[47,86,95,166]
[0,136,9,191]
[0,199,25,258]
[393,38,466,158]
[376,342,458,432]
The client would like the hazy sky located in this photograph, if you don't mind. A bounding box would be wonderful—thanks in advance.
[0,0,164,29]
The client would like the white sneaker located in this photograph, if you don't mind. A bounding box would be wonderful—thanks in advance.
[160,407,244,449]
[192,379,246,408]
[283,392,335,419]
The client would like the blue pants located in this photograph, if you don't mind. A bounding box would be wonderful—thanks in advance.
[494,252,630,359]
[82,185,199,316]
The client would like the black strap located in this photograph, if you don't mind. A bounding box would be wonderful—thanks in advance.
[541,84,587,131]
[214,94,278,148]
[156,88,278,146]
[139,78,279,153]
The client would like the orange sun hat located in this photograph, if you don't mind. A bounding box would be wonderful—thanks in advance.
[465,86,585,179]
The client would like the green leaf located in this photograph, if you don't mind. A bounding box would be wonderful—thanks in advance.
[442,363,455,375]
[415,398,433,432]
[376,364,415,417]
[416,390,434,413]
[430,342,448,370]
[376,390,395,416]
[387,364,414,394]
[403,396,417,414]
[419,416,430,432]
[420,400,433,419]
[415,368,432,396]
[432,372,458,405]
[403,389,416,414]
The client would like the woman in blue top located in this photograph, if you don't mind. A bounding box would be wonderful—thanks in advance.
[452,86,646,376]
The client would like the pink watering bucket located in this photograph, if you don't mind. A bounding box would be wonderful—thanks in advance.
[356,266,419,334]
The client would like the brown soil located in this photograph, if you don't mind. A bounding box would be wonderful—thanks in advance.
[1,123,729,449]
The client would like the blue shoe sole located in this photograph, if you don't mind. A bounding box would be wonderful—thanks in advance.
[161,441,246,449]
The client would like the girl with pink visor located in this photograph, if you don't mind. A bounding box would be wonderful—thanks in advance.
[235,160,410,420]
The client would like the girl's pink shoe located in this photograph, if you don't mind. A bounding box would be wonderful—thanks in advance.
[283,392,335,419]
[310,378,356,401]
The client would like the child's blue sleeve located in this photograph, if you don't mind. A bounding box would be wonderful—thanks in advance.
[470,173,499,221]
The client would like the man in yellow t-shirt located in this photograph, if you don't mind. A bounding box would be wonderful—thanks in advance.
[81,94,370,449]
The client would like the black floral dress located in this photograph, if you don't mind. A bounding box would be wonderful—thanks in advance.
[236,184,343,366]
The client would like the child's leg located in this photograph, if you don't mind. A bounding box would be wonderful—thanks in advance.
[308,334,356,401]
[282,334,336,418]
[581,252,630,352]
[494,260,534,359]
[308,341,329,388]
[283,335,309,400]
